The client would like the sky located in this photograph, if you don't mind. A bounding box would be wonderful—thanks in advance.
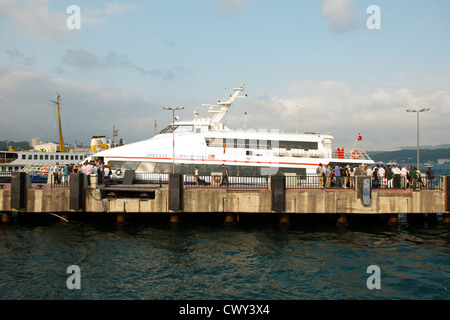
[0,0,449,150]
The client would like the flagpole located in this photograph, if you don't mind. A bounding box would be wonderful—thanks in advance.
[352,133,360,151]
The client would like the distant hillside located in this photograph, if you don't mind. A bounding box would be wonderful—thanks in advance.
[367,148,450,164]
[0,140,31,151]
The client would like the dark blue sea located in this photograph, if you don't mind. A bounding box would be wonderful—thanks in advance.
[0,164,449,306]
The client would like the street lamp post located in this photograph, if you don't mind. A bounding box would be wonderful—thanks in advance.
[406,107,430,170]
[163,106,184,173]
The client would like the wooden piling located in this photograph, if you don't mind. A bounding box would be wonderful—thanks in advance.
[387,214,399,226]
[170,213,181,223]
[443,213,450,226]
[2,212,12,223]
[336,214,349,228]
[279,213,290,225]
[224,213,235,225]
[116,212,126,223]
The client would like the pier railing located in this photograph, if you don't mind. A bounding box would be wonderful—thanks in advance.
[0,170,441,191]
[130,172,270,189]
[183,174,269,190]
[284,174,440,190]
[0,171,11,183]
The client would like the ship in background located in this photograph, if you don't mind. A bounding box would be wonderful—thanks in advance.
[0,93,121,182]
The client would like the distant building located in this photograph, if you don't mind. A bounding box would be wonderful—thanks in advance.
[34,142,58,152]
[438,159,450,164]
[29,137,44,148]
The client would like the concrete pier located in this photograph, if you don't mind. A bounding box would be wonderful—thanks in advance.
[0,172,448,227]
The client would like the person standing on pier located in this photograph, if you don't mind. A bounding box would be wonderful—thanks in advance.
[426,166,435,190]
[221,164,229,187]
[317,163,323,187]
[84,161,94,186]
[393,165,401,188]
[334,165,341,187]
[62,164,69,186]
[53,162,60,184]
[194,166,199,186]
[325,165,332,188]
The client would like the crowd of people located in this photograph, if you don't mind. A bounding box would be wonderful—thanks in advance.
[316,163,436,189]
[51,160,111,186]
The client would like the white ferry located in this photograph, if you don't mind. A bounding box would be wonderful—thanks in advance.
[90,84,374,182]
[0,148,90,182]
[1,92,95,182]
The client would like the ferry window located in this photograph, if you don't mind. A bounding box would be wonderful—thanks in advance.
[50,155,54,160]
[56,155,59,160]
[136,162,157,172]
[40,155,43,160]
[207,138,224,148]
[154,162,172,173]
[28,155,32,160]
[22,155,26,160]
[249,139,257,149]
[160,125,194,134]
[45,155,48,160]
[121,161,139,171]
[235,139,245,148]
[34,155,38,160]
[75,156,78,160]
[66,155,69,160]
[277,141,318,151]
[224,138,234,149]
[70,156,74,160]
[160,125,175,134]
[174,125,193,133]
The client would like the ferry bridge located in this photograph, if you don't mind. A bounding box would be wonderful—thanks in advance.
[1,171,449,227]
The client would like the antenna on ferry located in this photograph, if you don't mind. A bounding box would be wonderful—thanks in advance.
[112,126,119,147]
[244,112,247,131]
[50,92,65,153]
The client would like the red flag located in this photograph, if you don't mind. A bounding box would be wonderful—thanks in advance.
[357,135,362,141]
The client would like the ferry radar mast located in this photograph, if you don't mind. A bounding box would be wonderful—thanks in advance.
[50,92,65,152]
[202,84,247,131]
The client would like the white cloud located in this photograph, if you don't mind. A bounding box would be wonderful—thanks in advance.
[0,0,67,40]
[0,1,134,41]
[321,0,356,33]
[61,48,178,79]
[232,80,450,149]
[0,63,162,144]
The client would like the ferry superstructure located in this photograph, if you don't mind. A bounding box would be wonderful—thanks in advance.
[91,84,374,179]
[0,149,90,173]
